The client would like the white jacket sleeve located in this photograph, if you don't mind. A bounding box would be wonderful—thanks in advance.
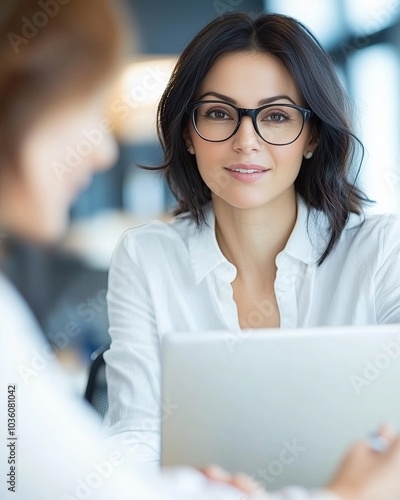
[103,230,162,467]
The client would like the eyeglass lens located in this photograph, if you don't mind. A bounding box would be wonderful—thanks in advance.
[193,102,305,145]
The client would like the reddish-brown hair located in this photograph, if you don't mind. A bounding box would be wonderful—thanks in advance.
[0,0,127,171]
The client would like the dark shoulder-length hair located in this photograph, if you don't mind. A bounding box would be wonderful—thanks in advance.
[156,12,368,265]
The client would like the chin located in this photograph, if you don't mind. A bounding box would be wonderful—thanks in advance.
[218,192,276,211]
[28,216,69,245]
[44,223,68,244]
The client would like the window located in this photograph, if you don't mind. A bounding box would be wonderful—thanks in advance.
[344,0,400,35]
[348,44,400,213]
[267,0,345,48]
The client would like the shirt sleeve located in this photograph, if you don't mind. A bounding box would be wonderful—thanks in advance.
[374,214,400,323]
[103,229,162,467]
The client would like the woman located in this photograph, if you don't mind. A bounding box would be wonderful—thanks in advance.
[0,1,140,498]
[104,9,400,478]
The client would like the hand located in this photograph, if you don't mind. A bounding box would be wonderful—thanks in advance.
[326,425,400,500]
[200,465,268,498]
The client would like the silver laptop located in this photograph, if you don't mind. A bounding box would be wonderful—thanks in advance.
[161,324,400,490]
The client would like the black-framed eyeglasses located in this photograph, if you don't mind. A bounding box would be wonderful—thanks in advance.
[186,100,312,146]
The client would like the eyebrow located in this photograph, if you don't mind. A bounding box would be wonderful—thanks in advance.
[197,91,297,106]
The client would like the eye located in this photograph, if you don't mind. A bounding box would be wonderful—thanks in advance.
[263,110,290,123]
[200,105,235,121]
[208,109,230,120]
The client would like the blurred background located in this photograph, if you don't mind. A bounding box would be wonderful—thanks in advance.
[4,0,400,391]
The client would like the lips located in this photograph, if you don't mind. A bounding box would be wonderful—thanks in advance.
[225,164,270,183]
[226,163,269,172]
[231,168,262,174]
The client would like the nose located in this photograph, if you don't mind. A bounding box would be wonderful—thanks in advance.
[231,115,262,153]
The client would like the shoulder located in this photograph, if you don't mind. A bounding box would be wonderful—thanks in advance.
[0,274,39,332]
[342,211,400,265]
[364,211,400,253]
[0,273,54,372]
[120,213,196,248]
[111,212,199,265]
[347,210,400,241]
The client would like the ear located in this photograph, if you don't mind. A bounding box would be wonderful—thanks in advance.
[183,127,195,155]
[303,126,319,160]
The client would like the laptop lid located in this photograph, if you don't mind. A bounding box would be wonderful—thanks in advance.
[161,324,400,490]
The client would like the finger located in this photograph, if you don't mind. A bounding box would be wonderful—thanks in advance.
[230,472,265,495]
[386,435,400,458]
[367,424,398,453]
[368,433,390,453]
[378,424,396,442]
[199,464,231,481]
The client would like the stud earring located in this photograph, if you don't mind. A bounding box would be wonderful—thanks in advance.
[187,146,195,155]
[304,152,313,159]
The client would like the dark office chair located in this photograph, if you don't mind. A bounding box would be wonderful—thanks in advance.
[84,343,110,419]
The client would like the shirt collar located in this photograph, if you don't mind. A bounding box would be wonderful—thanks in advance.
[188,204,236,284]
[187,196,366,281]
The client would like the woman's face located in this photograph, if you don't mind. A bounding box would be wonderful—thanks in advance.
[0,88,118,243]
[184,51,317,211]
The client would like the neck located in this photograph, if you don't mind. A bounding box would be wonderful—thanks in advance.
[213,190,297,284]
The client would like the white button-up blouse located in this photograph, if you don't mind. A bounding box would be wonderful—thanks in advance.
[103,197,400,465]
